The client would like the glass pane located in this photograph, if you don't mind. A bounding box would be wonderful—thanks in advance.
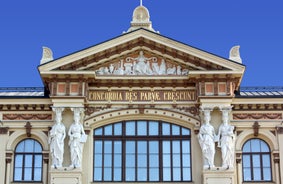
[137,121,147,135]
[126,141,135,153]
[252,154,261,167]
[173,168,181,181]
[14,168,22,181]
[261,141,270,152]
[34,168,42,181]
[172,125,180,135]
[16,142,25,152]
[163,154,171,167]
[138,168,147,181]
[34,155,42,167]
[262,154,271,167]
[172,141,180,153]
[138,155,147,167]
[251,139,260,152]
[114,154,122,167]
[243,141,251,152]
[149,168,159,181]
[253,168,261,181]
[24,155,33,167]
[126,121,135,135]
[163,168,171,181]
[104,154,112,167]
[173,154,181,167]
[149,121,158,135]
[104,167,112,181]
[126,155,135,167]
[114,168,122,181]
[183,167,191,181]
[263,168,272,181]
[114,123,122,135]
[104,141,112,153]
[24,168,32,180]
[138,141,147,153]
[182,128,190,135]
[94,167,102,181]
[243,155,251,167]
[114,141,122,153]
[149,141,159,153]
[104,124,112,135]
[24,140,34,152]
[94,128,102,135]
[182,154,191,167]
[163,141,171,153]
[149,154,159,167]
[126,168,135,181]
[94,141,102,153]
[182,140,190,153]
[15,155,23,167]
[162,123,170,135]
[243,168,251,181]
[94,154,102,167]
[34,141,42,152]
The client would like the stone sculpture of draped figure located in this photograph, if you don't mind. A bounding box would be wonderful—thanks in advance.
[48,107,66,168]
[68,108,86,168]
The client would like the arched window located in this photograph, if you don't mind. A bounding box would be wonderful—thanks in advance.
[14,139,43,182]
[242,138,272,182]
[93,120,192,182]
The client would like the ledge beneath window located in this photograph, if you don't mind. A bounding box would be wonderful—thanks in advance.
[11,182,42,184]
[243,182,275,184]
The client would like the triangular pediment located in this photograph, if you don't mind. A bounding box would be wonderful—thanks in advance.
[38,29,245,80]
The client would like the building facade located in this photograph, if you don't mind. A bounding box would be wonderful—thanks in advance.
[0,3,282,184]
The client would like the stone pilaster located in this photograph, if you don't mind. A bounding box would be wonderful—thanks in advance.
[276,126,283,183]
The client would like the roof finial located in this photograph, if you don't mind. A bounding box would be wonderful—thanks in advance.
[140,0,143,6]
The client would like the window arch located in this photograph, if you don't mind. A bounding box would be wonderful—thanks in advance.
[93,120,192,182]
[14,139,43,182]
[242,138,272,182]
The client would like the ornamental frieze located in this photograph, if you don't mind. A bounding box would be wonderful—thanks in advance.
[3,113,52,120]
[233,113,282,120]
[95,51,189,76]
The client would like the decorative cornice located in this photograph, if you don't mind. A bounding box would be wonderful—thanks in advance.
[233,113,282,120]
[3,113,52,121]
[0,104,51,111]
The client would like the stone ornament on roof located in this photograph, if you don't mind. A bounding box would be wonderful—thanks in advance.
[127,1,157,32]
[40,46,54,64]
[229,45,242,64]
[95,51,189,76]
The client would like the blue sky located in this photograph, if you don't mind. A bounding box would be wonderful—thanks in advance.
[0,0,282,87]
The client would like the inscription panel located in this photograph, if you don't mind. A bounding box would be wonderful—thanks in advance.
[88,89,196,103]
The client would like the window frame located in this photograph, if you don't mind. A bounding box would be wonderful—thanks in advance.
[13,138,43,182]
[242,138,272,182]
[93,120,192,182]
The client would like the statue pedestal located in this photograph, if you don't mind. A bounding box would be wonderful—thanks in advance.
[202,167,235,184]
[49,167,82,184]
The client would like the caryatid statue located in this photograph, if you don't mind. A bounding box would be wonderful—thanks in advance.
[68,107,86,168]
[48,107,66,168]
[198,108,217,169]
[217,107,235,169]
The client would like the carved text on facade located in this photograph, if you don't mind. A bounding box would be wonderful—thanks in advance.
[88,89,196,102]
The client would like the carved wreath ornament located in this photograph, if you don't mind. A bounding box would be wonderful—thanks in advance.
[95,51,189,76]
